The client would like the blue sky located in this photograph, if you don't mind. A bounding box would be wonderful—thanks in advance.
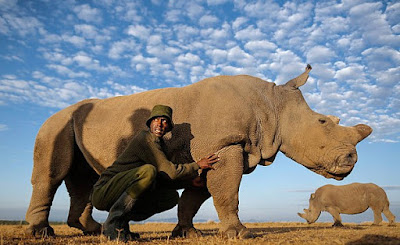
[0,0,399,224]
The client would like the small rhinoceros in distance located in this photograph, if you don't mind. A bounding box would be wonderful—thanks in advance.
[298,183,396,227]
[25,65,373,239]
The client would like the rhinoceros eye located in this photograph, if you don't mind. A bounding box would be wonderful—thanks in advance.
[318,118,326,124]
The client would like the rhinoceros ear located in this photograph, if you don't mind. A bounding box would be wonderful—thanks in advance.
[285,64,312,88]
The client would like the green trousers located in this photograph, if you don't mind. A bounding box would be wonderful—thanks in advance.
[92,164,179,220]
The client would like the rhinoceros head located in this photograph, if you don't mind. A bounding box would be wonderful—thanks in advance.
[297,193,320,223]
[277,65,372,180]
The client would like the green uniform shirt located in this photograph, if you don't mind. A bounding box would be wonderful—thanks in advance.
[94,130,199,189]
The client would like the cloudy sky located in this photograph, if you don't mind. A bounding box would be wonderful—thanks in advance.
[0,0,399,224]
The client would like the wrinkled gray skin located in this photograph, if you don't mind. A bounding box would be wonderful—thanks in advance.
[25,65,372,239]
[298,183,396,227]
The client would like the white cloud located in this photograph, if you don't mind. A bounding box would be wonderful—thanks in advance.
[61,34,86,48]
[173,25,200,41]
[199,15,219,26]
[146,37,181,61]
[186,3,205,21]
[349,2,400,47]
[232,17,248,31]
[241,0,280,18]
[200,23,232,45]
[73,4,102,23]
[126,25,151,40]
[268,49,305,84]
[375,67,400,86]
[165,9,181,22]
[47,64,91,78]
[108,39,138,59]
[334,65,365,82]
[361,47,400,71]
[306,46,336,63]
[385,2,400,27]
[206,49,228,64]
[74,24,97,39]
[0,124,8,131]
[309,64,335,81]
[0,13,42,37]
[105,80,147,95]
[244,40,277,57]
[227,46,255,67]
[234,25,266,41]
[207,0,229,5]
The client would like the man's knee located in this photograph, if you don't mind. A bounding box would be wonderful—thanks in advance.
[136,164,157,183]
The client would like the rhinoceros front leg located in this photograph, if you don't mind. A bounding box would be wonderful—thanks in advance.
[326,207,343,227]
[171,187,211,237]
[207,145,253,238]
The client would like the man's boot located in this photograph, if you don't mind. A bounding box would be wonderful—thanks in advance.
[103,192,138,241]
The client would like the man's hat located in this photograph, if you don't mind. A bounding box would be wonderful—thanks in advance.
[146,105,174,131]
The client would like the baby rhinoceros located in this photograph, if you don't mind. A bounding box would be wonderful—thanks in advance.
[298,183,396,227]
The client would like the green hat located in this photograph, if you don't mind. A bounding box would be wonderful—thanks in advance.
[146,105,174,131]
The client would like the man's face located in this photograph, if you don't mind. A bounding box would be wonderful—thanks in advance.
[149,116,170,137]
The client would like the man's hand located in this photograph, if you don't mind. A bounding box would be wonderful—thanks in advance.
[196,153,219,169]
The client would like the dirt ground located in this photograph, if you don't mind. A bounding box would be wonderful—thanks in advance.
[1,222,399,245]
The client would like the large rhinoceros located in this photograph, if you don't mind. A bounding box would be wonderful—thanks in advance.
[298,183,396,226]
[25,65,372,238]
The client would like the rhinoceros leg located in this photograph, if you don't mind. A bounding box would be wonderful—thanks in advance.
[371,207,383,225]
[25,121,75,237]
[382,205,396,226]
[206,145,253,238]
[64,149,101,234]
[171,187,211,237]
[326,207,343,227]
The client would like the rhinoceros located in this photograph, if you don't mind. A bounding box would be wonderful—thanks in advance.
[25,65,372,238]
[298,183,396,226]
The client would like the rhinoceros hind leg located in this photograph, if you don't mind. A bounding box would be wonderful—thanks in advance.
[371,208,383,226]
[65,150,101,234]
[382,204,395,226]
[25,180,61,237]
[171,187,210,237]
[25,121,75,237]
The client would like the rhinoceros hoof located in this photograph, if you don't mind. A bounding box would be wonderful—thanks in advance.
[222,226,254,239]
[82,223,102,235]
[68,220,101,235]
[171,225,203,238]
[332,222,344,227]
[25,225,55,238]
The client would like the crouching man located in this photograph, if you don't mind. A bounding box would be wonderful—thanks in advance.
[92,104,219,241]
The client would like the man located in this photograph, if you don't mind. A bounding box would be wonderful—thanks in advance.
[92,104,219,241]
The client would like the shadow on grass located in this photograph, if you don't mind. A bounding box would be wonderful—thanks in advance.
[346,234,400,245]
[246,224,368,238]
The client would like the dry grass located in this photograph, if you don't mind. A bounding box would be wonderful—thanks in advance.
[1,222,399,245]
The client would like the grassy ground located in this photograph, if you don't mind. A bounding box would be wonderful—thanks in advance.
[1,222,399,245]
